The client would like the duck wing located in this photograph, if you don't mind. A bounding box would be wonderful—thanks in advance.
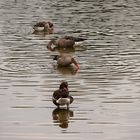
[53,89,69,99]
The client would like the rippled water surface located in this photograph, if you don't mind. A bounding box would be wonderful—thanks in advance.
[0,0,140,140]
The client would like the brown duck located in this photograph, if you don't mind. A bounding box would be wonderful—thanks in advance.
[52,81,74,109]
[53,54,80,70]
[47,36,85,50]
[33,21,53,34]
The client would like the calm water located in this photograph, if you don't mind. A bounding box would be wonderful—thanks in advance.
[0,0,140,140]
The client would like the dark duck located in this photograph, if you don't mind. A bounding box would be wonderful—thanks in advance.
[52,81,74,109]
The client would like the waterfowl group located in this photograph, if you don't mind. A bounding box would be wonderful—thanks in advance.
[52,81,74,109]
[33,21,85,109]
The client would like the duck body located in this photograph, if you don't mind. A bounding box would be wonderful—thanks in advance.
[33,21,53,34]
[56,54,73,66]
[53,54,80,70]
[47,36,85,50]
[52,82,74,108]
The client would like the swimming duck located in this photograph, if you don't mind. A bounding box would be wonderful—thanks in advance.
[52,81,74,109]
[33,21,53,34]
[47,36,85,50]
[53,54,80,70]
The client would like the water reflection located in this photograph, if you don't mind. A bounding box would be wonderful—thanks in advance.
[32,31,50,36]
[56,65,78,75]
[52,108,74,128]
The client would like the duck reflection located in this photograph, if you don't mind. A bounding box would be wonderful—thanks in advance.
[56,65,78,75]
[52,108,74,128]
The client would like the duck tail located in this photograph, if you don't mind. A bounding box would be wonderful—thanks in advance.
[70,96,74,104]
[73,37,86,42]
[64,36,86,42]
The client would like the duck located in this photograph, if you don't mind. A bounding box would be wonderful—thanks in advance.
[33,21,53,34]
[47,36,85,50]
[52,81,74,109]
[53,54,80,70]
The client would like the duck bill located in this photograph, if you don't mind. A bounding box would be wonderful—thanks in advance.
[76,64,80,70]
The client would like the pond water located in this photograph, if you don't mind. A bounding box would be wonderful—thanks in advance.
[0,0,140,140]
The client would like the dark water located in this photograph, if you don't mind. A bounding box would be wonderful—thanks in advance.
[0,0,140,139]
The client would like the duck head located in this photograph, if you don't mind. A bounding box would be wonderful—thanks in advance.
[59,81,68,90]
[44,22,54,33]
[47,39,56,51]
